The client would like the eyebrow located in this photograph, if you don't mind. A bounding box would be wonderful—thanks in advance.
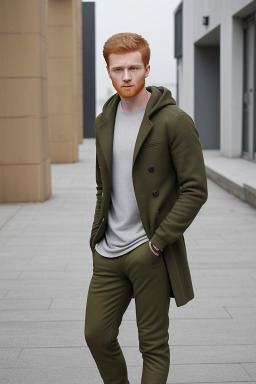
[111,64,142,70]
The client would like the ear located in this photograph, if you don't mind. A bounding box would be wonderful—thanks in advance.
[145,64,150,78]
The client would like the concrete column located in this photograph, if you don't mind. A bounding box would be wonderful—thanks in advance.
[220,16,243,157]
[72,0,83,144]
[48,0,82,163]
[0,0,51,202]
[181,0,195,118]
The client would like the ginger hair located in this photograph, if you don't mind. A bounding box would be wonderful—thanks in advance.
[103,32,150,68]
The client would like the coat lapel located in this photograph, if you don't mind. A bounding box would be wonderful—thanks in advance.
[96,97,119,178]
[132,116,153,168]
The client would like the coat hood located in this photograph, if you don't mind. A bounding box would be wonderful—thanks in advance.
[101,85,176,120]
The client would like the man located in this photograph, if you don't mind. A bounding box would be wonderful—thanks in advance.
[84,32,207,384]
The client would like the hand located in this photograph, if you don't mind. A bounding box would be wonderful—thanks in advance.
[149,241,161,256]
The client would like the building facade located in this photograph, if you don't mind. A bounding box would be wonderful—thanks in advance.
[0,0,84,202]
[174,0,256,162]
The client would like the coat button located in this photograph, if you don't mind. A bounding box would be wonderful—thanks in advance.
[152,189,159,197]
[148,165,154,172]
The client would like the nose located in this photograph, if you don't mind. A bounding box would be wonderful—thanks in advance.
[123,68,131,81]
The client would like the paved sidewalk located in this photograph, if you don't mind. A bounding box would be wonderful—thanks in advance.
[0,139,256,384]
[203,150,256,208]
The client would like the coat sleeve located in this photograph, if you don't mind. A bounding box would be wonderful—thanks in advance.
[150,112,208,250]
[89,146,103,252]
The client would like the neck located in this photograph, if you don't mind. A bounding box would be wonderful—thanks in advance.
[120,87,151,113]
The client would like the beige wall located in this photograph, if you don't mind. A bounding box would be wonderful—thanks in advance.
[0,0,83,202]
[0,0,51,202]
[48,0,83,163]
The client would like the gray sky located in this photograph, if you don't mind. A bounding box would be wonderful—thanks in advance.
[83,0,181,114]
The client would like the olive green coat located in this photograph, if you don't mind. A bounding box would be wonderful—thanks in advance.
[89,85,208,307]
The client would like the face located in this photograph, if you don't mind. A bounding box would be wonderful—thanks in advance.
[106,51,150,98]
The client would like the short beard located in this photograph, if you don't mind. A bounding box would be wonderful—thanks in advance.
[112,78,146,98]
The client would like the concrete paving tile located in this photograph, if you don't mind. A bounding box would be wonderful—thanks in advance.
[65,262,94,271]
[168,317,256,346]
[3,237,44,247]
[191,261,256,269]
[5,288,87,299]
[187,295,256,307]
[127,363,251,383]
[192,268,256,276]
[0,299,51,311]
[242,363,256,380]
[168,345,256,365]
[0,321,85,348]
[0,309,84,322]
[192,274,256,288]
[0,348,21,368]
[0,239,10,250]
[0,263,67,272]
[0,368,22,384]
[188,286,256,298]
[169,364,245,383]
[0,367,101,384]
[5,289,88,300]
[0,279,88,290]
[169,306,231,319]
[0,205,23,228]
[0,290,8,298]
[50,298,86,309]
[0,230,24,239]
[15,346,93,368]
[18,271,88,280]
[0,271,21,279]
[165,364,251,382]
[0,260,33,269]
[0,253,32,261]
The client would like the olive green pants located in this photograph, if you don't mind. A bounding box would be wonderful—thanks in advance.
[84,241,171,384]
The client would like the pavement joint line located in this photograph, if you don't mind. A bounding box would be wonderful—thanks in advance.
[249,274,256,282]
[240,363,255,381]
[16,348,23,359]
[3,290,9,299]
[0,204,25,230]
[16,271,23,280]
[47,298,54,309]
[222,307,233,319]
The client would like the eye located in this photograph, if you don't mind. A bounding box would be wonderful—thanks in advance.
[114,68,121,72]
[131,67,137,71]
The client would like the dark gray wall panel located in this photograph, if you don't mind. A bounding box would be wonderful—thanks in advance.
[82,2,96,138]
[194,46,220,149]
